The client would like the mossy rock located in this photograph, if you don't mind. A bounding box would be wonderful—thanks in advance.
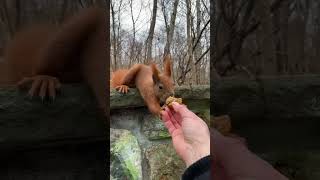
[110,128,142,180]
[142,114,171,140]
[145,143,186,180]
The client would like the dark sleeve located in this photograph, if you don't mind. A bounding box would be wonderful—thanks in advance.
[182,155,211,180]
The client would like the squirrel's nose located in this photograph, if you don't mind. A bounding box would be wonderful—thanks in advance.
[171,91,175,97]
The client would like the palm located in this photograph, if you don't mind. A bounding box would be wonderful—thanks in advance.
[161,103,210,167]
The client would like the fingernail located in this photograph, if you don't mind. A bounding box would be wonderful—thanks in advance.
[172,102,179,105]
[171,102,180,108]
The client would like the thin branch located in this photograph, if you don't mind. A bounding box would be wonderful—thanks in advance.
[178,48,210,83]
[201,0,209,14]
[192,19,210,52]
[270,0,287,13]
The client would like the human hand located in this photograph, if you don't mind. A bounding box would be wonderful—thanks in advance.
[211,129,289,180]
[160,102,210,167]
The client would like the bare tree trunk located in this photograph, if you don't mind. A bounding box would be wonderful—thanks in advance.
[0,0,19,37]
[111,1,117,70]
[186,0,197,84]
[116,1,123,68]
[272,0,289,75]
[254,0,274,76]
[129,0,136,65]
[313,1,320,72]
[195,0,201,84]
[145,0,158,63]
[185,0,193,84]
[302,0,310,73]
[163,0,179,56]
[211,0,221,80]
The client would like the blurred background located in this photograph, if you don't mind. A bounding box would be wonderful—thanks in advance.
[213,0,320,78]
[110,0,210,86]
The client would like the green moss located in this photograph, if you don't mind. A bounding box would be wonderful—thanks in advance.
[158,130,170,138]
[148,130,171,140]
[111,131,141,180]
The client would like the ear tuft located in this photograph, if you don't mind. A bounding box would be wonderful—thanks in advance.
[151,63,160,83]
[164,54,172,77]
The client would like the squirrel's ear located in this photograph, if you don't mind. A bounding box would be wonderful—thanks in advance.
[151,63,160,83]
[164,54,171,77]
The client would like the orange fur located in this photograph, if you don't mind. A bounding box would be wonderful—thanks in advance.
[4,24,56,83]
[0,7,108,116]
[111,55,175,115]
[110,69,130,87]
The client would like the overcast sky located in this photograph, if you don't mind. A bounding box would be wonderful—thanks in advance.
[120,0,152,31]
[115,0,186,40]
[112,0,210,49]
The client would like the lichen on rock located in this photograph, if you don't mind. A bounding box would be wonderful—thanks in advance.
[145,143,186,180]
[110,128,142,180]
[142,114,171,140]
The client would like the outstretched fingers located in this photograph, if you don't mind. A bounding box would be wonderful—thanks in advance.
[117,86,122,93]
[171,102,200,122]
[28,78,42,97]
[39,80,48,100]
[17,76,60,100]
[122,85,128,93]
[48,80,56,100]
[115,85,129,94]
[171,102,189,115]
[16,77,33,89]
[161,110,177,134]
[165,106,181,128]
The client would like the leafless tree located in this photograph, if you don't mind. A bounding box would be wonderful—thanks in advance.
[161,0,179,56]
[144,0,157,63]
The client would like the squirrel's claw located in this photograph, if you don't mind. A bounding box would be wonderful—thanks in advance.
[17,75,60,101]
[115,85,129,94]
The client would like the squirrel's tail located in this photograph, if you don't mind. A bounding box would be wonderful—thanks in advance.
[110,69,128,88]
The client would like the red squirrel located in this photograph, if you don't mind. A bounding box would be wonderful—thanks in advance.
[0,6,108,116]
[110,55,175,115]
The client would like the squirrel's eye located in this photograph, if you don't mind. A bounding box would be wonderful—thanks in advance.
[159,85,163,89]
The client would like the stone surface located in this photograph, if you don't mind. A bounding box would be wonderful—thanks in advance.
[142,114,170,140]
[0,85,106,150]
[3,80,320,180]
[110,88,145,109]
[212,75,320,120]
[145,143,186,180]
[110,128,142,180]
[0,141,107,180]
[111,85,210,110]
[174,85,210,99]
[0,85,209,151]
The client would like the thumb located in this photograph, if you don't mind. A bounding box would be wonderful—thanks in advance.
[171,102,190,117]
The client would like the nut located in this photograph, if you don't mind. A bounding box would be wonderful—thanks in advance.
[165,96,183,108]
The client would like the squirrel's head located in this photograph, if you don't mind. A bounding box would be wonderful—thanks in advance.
[151,55,175,105]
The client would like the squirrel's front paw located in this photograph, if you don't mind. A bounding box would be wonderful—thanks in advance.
[115,85,129,94]
[17,75,61,101]
[149,105,162,117]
